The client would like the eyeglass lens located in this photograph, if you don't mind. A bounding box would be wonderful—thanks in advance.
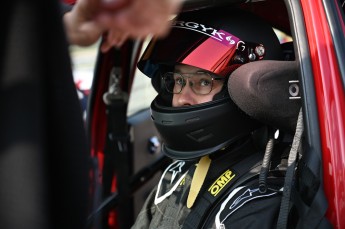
[163,72,214,95]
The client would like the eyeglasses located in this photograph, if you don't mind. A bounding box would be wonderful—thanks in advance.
[162,72,224,95]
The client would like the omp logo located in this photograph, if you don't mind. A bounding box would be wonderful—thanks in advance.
[172,21,244,48]
[208,169,236,196]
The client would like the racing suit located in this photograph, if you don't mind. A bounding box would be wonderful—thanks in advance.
[132,138,288,229]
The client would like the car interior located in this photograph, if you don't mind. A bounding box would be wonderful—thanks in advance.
[2,0,344,228]
[85,1,325,228]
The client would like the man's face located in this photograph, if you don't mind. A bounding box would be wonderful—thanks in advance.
[172,65,224,107]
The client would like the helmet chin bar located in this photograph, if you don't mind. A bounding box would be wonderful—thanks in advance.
[151,96,262,160]
[161,135,246,160]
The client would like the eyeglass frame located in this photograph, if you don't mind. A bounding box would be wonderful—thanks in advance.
[161,71,225,95]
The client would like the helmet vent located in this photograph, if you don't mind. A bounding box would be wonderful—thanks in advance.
[187,129,214,142]
[162,120,173,125]
[186,117,200,123]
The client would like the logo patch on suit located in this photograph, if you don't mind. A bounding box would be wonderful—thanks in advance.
[214,186,278,228]
[208,169,236,196]
[154,160,188,205]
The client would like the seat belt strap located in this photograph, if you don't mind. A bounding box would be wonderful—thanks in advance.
[183,150,264,229]
[187,156,212,208]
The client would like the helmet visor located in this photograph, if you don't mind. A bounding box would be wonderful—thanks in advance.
[137,20,265,78]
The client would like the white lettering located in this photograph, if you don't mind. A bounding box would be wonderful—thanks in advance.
[172,20,246,50]
[211,30,225,40]
[225,36,236,45]
[185,22,199,29]
[199,24,214,32]
[237,41,246,51]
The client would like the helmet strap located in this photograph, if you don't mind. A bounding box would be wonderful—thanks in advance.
[187,155,212,208]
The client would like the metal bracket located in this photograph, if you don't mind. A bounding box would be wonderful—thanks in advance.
[103,67,129,105]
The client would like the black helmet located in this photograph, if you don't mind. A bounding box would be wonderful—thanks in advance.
[137,6,283,160]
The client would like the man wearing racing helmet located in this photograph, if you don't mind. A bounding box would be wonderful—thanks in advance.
[133,5,290,229]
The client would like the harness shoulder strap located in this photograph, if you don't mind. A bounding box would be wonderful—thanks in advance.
[182,151,264,229]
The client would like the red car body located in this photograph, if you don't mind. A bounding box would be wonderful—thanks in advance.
[302,0,345,227]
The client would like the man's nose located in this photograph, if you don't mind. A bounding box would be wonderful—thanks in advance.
[180,81,194,94]
[176,83,196,106]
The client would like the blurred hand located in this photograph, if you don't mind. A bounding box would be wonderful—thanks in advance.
[63,0,108,46]
[63,0,183,52]
[97,0,183,52]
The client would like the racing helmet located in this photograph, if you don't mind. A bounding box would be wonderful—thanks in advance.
[137,6,283,160]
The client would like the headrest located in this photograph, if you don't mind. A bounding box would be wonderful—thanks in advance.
[228,60,301,134]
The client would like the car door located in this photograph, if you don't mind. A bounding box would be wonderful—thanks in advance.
[296,0,345,227]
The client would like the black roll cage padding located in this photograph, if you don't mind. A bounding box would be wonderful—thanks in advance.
[86,154,172,229]
[228,60,301,134]
[228,54,330,226]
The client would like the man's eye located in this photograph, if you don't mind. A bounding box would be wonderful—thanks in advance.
[175,77,184,85]
[199,78,211,87]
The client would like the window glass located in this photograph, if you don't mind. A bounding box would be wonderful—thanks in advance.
[127,70,157,117]
[273,28,293,43]
[69,40,99,120]
[69,38,157,119]
[127,39,157,117]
